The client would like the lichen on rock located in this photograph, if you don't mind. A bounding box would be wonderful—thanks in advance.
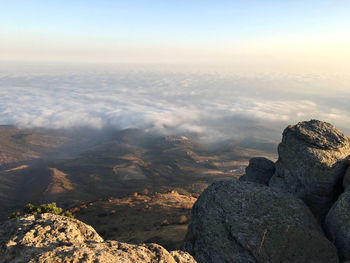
[183,179,338,263]
[325,190,350,262]
[269,120,350,220]
[0,213,196,263]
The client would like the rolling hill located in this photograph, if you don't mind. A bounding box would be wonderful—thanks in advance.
[0,126,277,220]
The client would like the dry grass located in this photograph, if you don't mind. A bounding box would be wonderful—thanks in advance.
[182,203,193,210]
[178,215,188,224]
[73,191,197,250]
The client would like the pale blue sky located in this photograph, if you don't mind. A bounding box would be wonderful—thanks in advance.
[2,1,349,38]
[1,1,350,138]
[1,0,350,71]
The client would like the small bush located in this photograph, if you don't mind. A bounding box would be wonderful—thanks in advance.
[8,211,21,219]
[62,210,74,218]
[8,202,74,219]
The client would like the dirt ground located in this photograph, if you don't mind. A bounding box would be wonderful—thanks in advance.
[72,190,197,250]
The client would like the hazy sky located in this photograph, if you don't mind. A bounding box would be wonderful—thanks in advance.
[1,1,350,145]
[1,1,350,73]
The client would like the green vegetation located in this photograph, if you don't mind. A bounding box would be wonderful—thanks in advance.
[8,202,74,219]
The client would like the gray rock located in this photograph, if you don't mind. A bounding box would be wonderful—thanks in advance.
[184,179,338,263]
[343,166,350,190]
[325,190,350,262]
[269,120,350,220]
[240,157,275,185]
[0,213,196,263]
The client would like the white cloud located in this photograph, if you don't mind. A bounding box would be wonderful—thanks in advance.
[1,67,350,143]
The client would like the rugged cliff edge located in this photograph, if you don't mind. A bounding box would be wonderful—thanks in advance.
[0,213,196,263]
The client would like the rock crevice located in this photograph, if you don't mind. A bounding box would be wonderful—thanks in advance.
[185,120,350,263]
[269,120,350,220]
[183,180,338,263]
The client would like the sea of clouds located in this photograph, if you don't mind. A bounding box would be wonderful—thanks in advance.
[1,64,350,145]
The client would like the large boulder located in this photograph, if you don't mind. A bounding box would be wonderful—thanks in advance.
[240,157,275,185]
[325,190,350,262]
[342,166,350,190]
[0,213,196,263]
[183,179,338,263]
[269,120,350,220]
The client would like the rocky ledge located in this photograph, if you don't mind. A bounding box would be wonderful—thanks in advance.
[184,120,350,262]
[269,119,350,220]
[0,213,195,263]
[184,179,338,263]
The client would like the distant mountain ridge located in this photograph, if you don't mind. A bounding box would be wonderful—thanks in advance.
[0,126,275,220]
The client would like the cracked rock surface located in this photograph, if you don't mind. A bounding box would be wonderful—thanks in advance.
[325,190,350,262]
[269,120,350,220]
[183,179,338,263]
[0,213,196,263]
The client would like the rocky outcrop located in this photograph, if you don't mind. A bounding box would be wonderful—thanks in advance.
[342,166,350,190]
[240,157,275,185]
[3,119,350,262]
[183,179,338,263]
[269,120,350,220]
[325,190,350,262]
[0,213,196,263]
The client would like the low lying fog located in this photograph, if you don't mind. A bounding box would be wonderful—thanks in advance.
[1,63,350,146]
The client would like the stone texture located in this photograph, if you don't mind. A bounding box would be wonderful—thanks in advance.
[0,213,196,263]
[240,157,275,185]
[184,179,338,263]
[343,166,350,190]
[325,190,350,262]
[269,120,350,220]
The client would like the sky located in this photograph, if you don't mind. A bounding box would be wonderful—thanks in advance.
[1,1,350,148]
[1,1,350,73]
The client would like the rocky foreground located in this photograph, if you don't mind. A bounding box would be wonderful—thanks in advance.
[0,213,195,263]
[186,120,350,262]
[1,120,350,262]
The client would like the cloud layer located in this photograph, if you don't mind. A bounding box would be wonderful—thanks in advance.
[1,66,350,143]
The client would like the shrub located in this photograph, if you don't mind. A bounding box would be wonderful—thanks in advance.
[8,202,74,219]
[62,210,74,218]
[8,211,21,219]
